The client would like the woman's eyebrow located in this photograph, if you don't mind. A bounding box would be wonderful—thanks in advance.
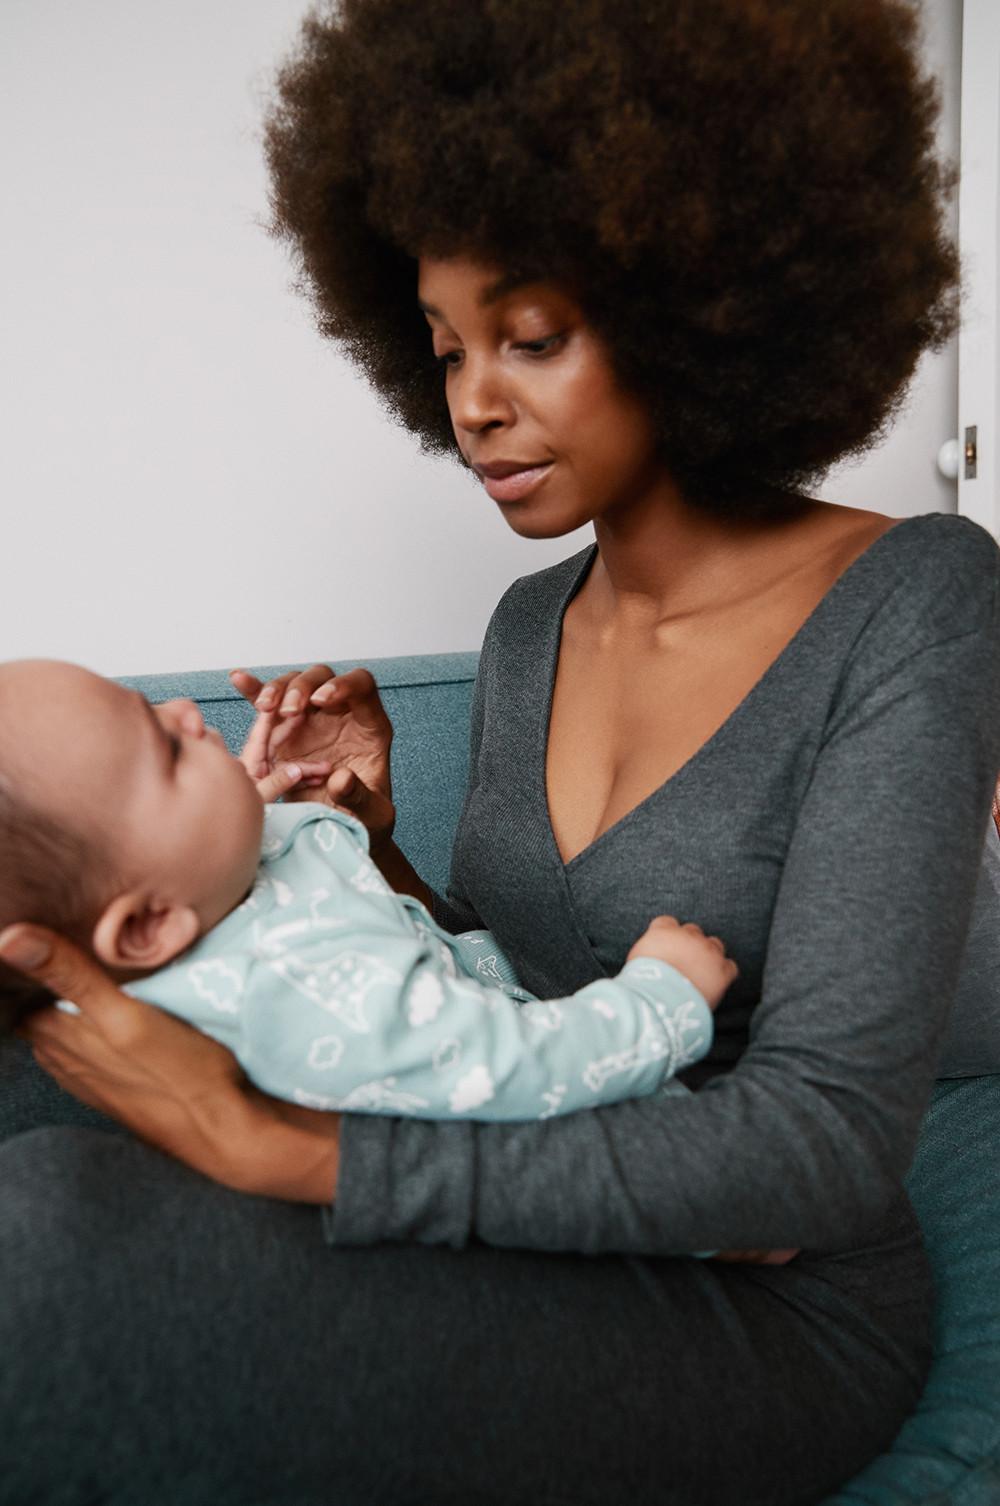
[418,272,530,319]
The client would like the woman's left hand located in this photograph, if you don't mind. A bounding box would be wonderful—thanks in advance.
[234,663,397,847]
[1,924,342,1202]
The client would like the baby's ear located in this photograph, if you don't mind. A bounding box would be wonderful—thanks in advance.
[92,893,200,972]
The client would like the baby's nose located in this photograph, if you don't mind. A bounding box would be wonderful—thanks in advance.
[163,698,205,737]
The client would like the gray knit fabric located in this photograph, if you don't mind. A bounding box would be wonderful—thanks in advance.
[330,512,1000,1254]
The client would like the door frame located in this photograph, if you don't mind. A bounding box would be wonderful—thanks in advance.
[959,0,1000,531]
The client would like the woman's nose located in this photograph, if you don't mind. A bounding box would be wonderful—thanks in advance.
[448,358,515,434]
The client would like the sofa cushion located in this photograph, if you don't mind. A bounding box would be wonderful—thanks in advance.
[828,1074,1000,1504]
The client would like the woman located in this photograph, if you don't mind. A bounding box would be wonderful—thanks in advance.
[2,1,998,1501]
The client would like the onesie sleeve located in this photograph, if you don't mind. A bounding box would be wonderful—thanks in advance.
[329,528,1000,1253]
[243,913,713,1120]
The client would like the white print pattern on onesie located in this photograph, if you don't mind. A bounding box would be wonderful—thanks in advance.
[267,949,402,1033]
[539,1084,568,1119]
[449,1065,495,1113]
[189,960,243,1014]
[407,971,445,1026]
[650,997,709,1073]
[349,864,393,897]
[294,1078,432,1114]
[313,821,339,854]
[307,1034,345,1070]
[517,1000,564,1033]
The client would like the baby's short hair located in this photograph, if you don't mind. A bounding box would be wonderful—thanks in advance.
[0,773,115,1032]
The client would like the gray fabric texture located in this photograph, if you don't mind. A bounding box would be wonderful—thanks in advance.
[0,1125,930,1506]
[332,512,1000,1255]
[938,815,1000,1075]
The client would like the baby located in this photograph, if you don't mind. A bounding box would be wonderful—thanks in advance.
[0,660,740,1122]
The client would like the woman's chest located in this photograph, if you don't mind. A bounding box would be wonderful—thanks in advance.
[544,607,802,868]
[545,514,897,867]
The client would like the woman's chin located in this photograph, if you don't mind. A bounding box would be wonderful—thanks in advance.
[495,501,591,541]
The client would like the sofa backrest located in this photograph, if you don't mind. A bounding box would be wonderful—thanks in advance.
[122,652,479,898]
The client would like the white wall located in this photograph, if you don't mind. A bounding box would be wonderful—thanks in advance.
[0,0,963,677]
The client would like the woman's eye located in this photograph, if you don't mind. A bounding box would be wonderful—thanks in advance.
[516,334,564,355]
[434,333,564,367]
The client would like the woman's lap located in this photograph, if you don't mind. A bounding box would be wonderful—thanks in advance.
[0,1126,931,1506]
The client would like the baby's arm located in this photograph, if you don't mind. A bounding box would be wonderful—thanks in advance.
[231,913,733,1122]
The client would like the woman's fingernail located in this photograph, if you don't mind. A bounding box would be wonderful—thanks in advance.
[285,764,302,782]
[256,690,275,709]
[311,682,336,703]
[0,930,52,969]
[282,691,303,714]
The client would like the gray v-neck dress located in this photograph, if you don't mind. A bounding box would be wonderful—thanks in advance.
[326,510,1000,1499]
[3,513,999,1506]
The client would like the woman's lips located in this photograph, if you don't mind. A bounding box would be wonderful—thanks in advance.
[481,462,554,502]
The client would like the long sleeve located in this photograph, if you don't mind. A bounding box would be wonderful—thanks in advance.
[242,928,713,1120]
[330,523,1000,1253]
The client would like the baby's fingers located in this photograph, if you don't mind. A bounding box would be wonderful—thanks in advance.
[239,706,278,779]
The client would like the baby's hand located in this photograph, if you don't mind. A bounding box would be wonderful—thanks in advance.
[626,916,738,1010]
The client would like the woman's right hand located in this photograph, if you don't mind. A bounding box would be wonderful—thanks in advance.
[1,924,342,1202]
[232,663,396,849]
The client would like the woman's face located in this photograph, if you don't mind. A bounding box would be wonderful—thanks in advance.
[417,255,668,538]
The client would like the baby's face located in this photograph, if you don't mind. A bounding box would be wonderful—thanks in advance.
[3,661,263,933]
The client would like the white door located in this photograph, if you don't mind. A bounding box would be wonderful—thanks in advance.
[959,0,1000,530]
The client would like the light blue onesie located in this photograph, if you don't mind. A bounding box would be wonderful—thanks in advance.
[126,802,714,1121]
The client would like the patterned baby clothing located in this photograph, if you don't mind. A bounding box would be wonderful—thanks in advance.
[126,802,713,1121]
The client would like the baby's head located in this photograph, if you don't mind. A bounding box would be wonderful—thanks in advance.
[0,660,263,1012]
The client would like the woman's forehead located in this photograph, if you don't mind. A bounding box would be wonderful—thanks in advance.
[417,256,576,317]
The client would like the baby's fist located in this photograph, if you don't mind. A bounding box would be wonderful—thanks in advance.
[627,915,738,1010]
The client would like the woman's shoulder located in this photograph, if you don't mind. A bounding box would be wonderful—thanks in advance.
[482,543,596,643]
[851,510,999,651]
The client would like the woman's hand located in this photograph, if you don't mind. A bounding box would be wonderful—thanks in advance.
[0,924,342,1203]
[232,663,396,849]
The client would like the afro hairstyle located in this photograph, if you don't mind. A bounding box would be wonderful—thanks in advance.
[263,0,962,518]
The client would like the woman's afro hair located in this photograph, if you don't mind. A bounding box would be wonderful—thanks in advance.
[263,0,961,517]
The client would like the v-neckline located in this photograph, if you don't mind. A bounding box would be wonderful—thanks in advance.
[540,511,930,872]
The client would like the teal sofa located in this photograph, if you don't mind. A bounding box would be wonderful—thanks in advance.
[1,651,998,1505]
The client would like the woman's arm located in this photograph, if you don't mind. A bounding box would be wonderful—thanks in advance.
[327,542,1000,1256]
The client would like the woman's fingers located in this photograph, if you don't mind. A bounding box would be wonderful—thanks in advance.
[325,767,396,843]
[229,668,327,716]
[265,664,338,716]
[0,925,130,1032]
[229,669,265,704]
[310,668,389,728]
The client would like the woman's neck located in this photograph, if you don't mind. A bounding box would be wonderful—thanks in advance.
[587,482,822,634]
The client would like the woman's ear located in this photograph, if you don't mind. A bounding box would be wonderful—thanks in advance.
[91,893,200,973]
